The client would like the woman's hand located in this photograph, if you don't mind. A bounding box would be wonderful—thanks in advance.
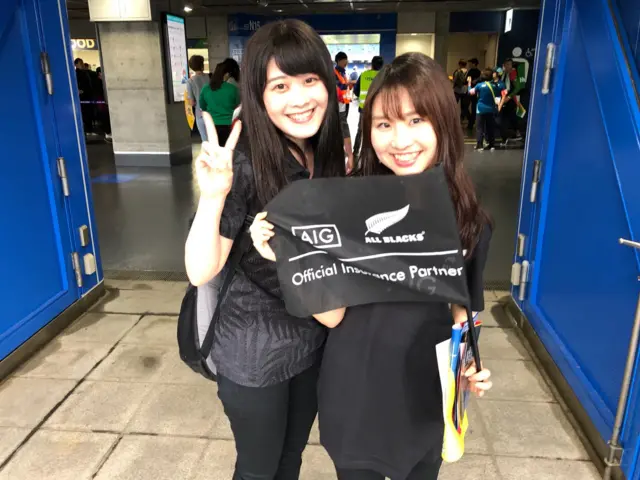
[464,365,492,398]
[195,112,242,200]
[250,212,277,262]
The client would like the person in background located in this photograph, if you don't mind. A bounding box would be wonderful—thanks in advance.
[250,52,493,480]
[221,57,240,87]
[186,55,210,141]
[94,67,112,141]
[469,68,505,151]
[350,66,359,83]
[186,19,345,480]
[353,55,384,158]
[74,58,95,135]
[452,59,471,126]
[199,61,240,146]
[466,58,482,135]
[335,51,354,170]
[497,58,524,144]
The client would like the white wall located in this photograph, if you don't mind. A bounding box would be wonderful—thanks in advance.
[397,11,436,34]
[486,34,499,70]
[446,33,499,75]
[396,34,435,58]
[396,12,436,61]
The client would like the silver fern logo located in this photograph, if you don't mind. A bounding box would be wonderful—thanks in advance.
[365,205,410,235]
[365,204,426,244]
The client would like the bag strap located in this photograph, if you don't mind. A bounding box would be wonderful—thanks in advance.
[199,217,254,357]
[485,81,496,101]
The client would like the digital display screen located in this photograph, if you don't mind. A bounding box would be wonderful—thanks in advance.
[164,14,189,103]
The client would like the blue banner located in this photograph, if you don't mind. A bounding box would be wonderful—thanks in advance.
[227,13,397,64]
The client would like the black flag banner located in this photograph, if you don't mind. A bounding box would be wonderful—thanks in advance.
[264,165,472,318]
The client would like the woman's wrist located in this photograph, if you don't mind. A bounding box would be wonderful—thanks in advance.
[197,195,227,218]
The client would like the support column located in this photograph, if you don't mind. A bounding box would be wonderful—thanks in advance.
[207,15,229,68]
[97,21,192,167]
[434,12,450,71]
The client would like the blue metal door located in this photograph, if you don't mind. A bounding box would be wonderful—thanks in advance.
[515,0,640,476]
[0,0,79,360]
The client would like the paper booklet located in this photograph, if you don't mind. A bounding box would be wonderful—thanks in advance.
[436,315,482,463]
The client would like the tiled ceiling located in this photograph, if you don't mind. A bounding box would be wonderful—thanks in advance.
[66,0,539,18]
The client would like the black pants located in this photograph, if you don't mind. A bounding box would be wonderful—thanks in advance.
[98,104,111,135]
[468,96,478,131]
[80,97,94,133]
[476,113,496,149]
[498,100,520,142]
[335,457,443,480]
[215,124,232,146]
[455,93,471,124]
[217,364,320,480]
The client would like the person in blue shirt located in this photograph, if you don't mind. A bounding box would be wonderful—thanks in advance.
[469,68,505,151]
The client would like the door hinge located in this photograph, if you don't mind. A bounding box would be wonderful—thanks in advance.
[56,157,70,197]
[541,42,556,95]
[529,160,542,203]
[511,262,522,286]
[40,52,54,95]
[518,260,531,301]
[71,252,83,288]
[517,233,527,257]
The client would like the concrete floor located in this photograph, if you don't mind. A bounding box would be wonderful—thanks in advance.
[0,282,600,479]
[89,130,522,287]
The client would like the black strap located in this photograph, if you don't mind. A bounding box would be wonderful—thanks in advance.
[199,218,253,357]
[466,305,482,372]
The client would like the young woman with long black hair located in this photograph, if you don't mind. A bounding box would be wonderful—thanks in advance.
[185,19,344,479]
[199,61,240,146]
[251,52,493,479]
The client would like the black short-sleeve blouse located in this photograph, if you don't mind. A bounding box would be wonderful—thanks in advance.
[212,141,328,387]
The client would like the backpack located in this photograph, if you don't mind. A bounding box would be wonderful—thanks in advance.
[453,70,468,94]
[177,219,253,381]
[453,69,467,88]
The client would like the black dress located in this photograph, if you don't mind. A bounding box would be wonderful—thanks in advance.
[318,226,491,479]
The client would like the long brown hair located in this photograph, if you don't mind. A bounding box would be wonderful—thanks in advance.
[355,52,491,255]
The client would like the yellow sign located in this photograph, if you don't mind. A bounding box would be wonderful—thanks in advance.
[71,39,97,50]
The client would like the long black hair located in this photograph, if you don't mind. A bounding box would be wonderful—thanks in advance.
[209,62,226,90]
[355,53,491,255]
[239,19,345,206]
[222,58,240,83]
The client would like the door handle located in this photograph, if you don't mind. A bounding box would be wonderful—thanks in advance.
[541,43,555,95]
[620,238,640,250]
[529,160,542,203]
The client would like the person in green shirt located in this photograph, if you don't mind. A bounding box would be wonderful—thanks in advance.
[199,61,240,145]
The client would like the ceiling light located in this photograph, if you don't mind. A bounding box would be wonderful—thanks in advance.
[274,8,283,12]
[183,5,193,12]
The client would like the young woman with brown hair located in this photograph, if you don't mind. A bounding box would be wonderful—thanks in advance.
[251,52,494,480]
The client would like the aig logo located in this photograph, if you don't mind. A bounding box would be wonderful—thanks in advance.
[291,225,342,249]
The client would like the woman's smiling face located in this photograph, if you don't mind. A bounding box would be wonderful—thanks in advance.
[263,58,329,142]
[370,87,438,176]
